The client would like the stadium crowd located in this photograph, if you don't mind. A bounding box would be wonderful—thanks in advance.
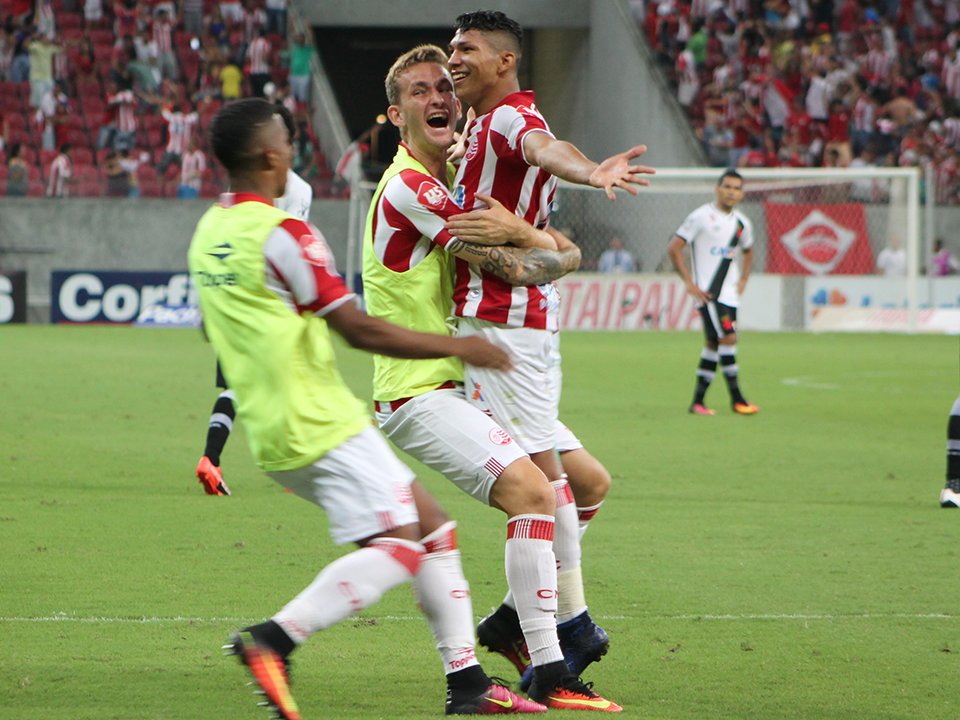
[0,0,333,197]
[632,0,960,203]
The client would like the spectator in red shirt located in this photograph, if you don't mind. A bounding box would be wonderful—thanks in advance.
[825,97,852,164]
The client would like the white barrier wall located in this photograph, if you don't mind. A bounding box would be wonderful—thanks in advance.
[555,273,784,332]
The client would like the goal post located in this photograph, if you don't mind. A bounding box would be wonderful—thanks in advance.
[346,166,959,333]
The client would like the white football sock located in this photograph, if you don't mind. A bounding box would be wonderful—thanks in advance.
[551,477,587,623]
[504,514,564,667]
[273,538,423,644]
[577,501,603,540]
[414,522,480,675]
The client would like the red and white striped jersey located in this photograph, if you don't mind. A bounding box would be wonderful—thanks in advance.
[370,149,459,272]
[863,49,894,86]
[47,153,71,197]
[241,7,266,43]
[247,36,271,74]
[152,17,173,54]
[943,54,960,100]
[943,117,960,149]
[161,108,199,154]
[180,149,206,190]
[852,95,875,132]
[109,90,137,133]
[451,91,560,330]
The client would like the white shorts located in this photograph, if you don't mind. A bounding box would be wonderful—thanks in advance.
[376,386,528,505]
[457,318,558,454]
[267,426,418,546]
[547,332,582,453]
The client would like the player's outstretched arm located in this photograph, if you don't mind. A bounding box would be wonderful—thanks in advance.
[523,133,656,201]
[325,301,512,370]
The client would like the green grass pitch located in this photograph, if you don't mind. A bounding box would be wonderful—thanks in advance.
[1,325,957,719]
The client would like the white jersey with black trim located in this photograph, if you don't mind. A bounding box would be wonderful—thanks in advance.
[674,202,754,307]
[275,170,313,221]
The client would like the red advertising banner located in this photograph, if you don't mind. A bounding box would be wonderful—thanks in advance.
[765,203,873,275]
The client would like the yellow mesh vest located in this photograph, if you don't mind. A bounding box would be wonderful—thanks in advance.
[189,199,369,471]
[363,147,463,401]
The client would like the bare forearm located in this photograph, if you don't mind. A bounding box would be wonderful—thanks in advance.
[329,305,457,359]
[531,140,597,185]
[479,244,581,286]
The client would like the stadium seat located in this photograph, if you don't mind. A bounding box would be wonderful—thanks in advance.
[58,13,82,29]
[28,180,45,197]
[76,179,103,197]
[72,147,95,166]
[139,178,162,197]
[136,163,159,181]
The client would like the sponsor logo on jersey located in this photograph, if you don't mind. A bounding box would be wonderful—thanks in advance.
[488,428,513,446]
[301,235,332,267]
[417,181,448,210]
[464,137,479,162]
[206,242,233,262]
[452,184,466,208]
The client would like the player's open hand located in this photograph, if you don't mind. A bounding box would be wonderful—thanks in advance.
[445,194,523,246]
[454,335,513,371]
[588,144,656,201]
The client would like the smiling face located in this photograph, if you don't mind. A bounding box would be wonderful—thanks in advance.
[447,28,514,112]
[388,61,459,154]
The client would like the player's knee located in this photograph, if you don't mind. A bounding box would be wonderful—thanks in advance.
[721,333,737,345]
[564,455,612,506]
[490,458,555,517]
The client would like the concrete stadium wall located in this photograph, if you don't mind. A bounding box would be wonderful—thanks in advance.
[0,198,350,322]
[297,0,704,166]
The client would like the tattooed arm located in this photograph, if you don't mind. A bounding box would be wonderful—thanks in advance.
[446,234,581,286]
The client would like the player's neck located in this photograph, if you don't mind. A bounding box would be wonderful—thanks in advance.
[229,173,280,200]
[714,201,734,214]
[471,78,521,116]
[405,140,447,182]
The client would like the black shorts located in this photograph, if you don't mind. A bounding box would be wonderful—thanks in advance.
[215,360,228,389]
[698,302,737,343]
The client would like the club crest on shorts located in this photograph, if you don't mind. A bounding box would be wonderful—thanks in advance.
[488,427,513,446]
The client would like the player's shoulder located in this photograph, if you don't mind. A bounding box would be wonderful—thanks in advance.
[389,169,452,210]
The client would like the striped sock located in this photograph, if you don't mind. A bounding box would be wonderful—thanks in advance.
[694,349,718,405]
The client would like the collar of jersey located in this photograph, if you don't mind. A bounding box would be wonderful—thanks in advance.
[219,191,274,208]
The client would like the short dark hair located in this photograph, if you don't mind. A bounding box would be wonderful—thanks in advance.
[274,102,296,143]
[210,98,278,173]
[454,10,523,50]
[718,169,743,186]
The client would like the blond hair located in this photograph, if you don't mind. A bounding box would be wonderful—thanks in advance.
[385,44,449,105]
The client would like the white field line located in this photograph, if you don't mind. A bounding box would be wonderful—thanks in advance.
[0,612,954,624]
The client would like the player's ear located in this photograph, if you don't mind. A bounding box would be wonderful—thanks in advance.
[386,105,404,130]
[498,50,517,76]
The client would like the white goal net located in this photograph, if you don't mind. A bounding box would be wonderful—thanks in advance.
[346,166,959,333]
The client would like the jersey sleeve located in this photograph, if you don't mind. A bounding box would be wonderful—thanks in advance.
[492,105,554,165]
[675,208,703,243]
[263,218,354,316]
[389,170,461,250]
[739,214,755,250]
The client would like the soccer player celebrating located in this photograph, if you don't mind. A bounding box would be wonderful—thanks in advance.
[364,44,621,712]
[195,105,314,498]
[446,10,653,697]
[189,98,545,718]
[667,169,759,416]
